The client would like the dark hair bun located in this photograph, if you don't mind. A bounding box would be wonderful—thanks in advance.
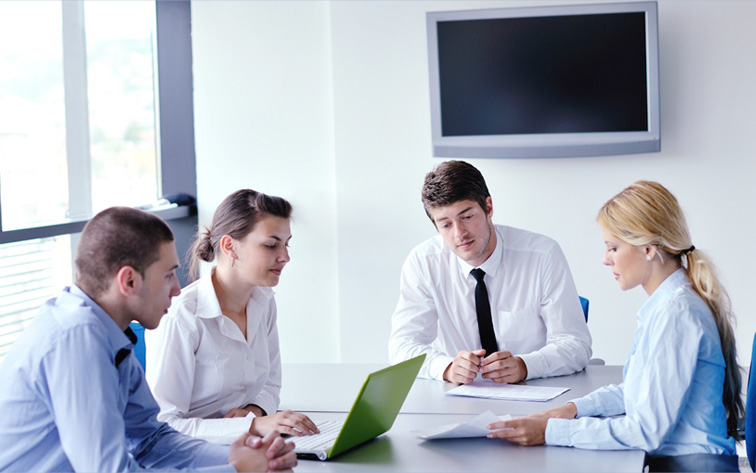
[196,232,215,262]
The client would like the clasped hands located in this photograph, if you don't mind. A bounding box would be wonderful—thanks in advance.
[228,430,297,472]
[225,405,320,471]
[443,348,528,384]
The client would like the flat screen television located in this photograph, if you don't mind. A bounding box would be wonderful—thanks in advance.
[426,2,660,159]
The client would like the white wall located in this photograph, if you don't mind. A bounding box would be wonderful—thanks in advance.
[192,1,756,370]
[191,1,340,361]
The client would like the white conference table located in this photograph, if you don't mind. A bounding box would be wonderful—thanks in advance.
[280,363,644,472]
[281,363,623,415]
[290,411,642,473]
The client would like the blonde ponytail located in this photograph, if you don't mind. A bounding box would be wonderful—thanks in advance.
[685,249,743,438]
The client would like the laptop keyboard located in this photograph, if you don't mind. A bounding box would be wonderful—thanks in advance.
[294,420,344,451]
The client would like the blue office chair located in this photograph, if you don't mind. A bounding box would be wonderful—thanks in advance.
[579,296,589,322]
[579,296,604,366]
[746,332,756,471]
[129,321,147,371]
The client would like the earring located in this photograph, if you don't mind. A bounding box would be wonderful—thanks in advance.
[647,255,652,261]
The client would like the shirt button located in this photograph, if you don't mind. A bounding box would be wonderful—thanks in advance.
[242,388,247,393]
[246,355,252,361]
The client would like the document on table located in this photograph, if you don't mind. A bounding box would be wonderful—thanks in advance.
[413,410,513,439]
[447,380,569,402]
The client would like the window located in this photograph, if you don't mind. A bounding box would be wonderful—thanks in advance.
[0,1,197,362]
[0,237,72,359]
[0,1,160,231]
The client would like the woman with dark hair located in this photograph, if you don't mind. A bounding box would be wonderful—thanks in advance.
[488,181,742,472]
[146,189,318,444]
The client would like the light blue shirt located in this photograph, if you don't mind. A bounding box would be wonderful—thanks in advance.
[546,269,735,456]
[0,286,234,472]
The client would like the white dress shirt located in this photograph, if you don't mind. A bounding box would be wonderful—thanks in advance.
[389,224,592,381]
[546,269,735,456]
[146,270,281,444]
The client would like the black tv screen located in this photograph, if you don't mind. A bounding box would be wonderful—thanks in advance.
[427,2,660,159]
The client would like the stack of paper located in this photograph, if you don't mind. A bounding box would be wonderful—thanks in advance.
[446,380,568,402]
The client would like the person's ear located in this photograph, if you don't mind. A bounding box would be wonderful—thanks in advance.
[485,196,494,219]
[644,245,656,262]
[219,234,237,261]
[115,265,140,296]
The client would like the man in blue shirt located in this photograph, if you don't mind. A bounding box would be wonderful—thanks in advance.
[0,207,297,472]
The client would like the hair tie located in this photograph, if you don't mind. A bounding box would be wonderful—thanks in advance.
[682,245,695,255]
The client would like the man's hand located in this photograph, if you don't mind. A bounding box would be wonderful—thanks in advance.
[487,416,549,446]
[228,431,297,472]
[443,349,486,384]
[479,351,527,383]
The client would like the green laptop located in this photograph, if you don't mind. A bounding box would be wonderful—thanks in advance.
[293,354,426,461]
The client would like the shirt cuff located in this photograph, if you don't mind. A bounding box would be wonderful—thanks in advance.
[544,418,572,446]
[209,416,255,445]
[571,396,598,418]
[252,398,278,418]
[428,354,455,381]
[517,352,544,380]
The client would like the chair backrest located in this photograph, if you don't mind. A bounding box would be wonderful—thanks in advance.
[579,296,589,322]
[747,332,756,471]
[129,321,147,371]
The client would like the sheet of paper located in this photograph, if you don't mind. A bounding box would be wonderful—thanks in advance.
[413,410,512,439]
[446,380,569,402]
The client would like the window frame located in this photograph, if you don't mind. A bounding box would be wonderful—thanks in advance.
[0,0,197,285]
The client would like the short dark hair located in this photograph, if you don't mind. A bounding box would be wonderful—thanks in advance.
[75,207,175,298]
[421,160,490,222]
[190,189,293,279]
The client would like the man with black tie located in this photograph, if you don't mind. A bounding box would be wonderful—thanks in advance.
[389,160,592,384]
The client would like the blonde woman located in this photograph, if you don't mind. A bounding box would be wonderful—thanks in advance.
[146,189,318,444]
[488,181,742,472]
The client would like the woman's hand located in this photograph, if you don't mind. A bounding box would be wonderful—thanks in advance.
[486,403,576,447]
[487,416,549,446]
[530,402,578,420]
[251,410,320,437]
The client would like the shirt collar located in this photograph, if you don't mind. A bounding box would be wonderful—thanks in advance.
[68,284,135,355]
[456,226,503,279]
[196,267,275,319]
[196,268,225,319]
[637,267,688,323]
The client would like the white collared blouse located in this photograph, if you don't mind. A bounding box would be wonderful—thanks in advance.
[146,269,281,444]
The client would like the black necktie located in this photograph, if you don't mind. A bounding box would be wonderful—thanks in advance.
[471,268,498,356]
